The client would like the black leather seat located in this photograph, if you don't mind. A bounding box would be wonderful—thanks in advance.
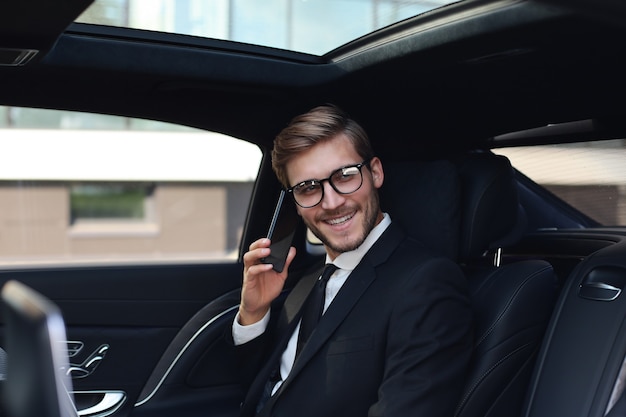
[453,153,558,417]
[382,153,558,417]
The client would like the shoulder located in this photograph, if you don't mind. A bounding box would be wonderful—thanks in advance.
[367,222,461,277]
[380,234,468,292]
[395,234,457,269]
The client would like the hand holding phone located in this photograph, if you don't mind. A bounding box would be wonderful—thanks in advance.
[261,190,299,272]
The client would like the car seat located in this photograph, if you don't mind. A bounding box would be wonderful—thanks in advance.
[452,153,558,417]
[382,153,558,417]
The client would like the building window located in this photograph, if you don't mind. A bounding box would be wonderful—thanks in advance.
[495,139,626,226]
[70,183,154,222]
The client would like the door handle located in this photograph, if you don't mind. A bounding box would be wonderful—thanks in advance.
[73,391,126,417]
[579,266,626,301]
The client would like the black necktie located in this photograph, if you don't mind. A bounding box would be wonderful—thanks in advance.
[256,264,339,414]
[296,263,338,357]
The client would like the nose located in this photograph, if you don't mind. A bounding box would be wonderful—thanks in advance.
[320,181,345,210]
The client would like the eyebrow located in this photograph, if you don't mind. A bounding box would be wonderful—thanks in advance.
[292,162,359,186]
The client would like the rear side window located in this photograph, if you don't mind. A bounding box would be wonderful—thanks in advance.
[494,139,626,226]
[0,106,261,267]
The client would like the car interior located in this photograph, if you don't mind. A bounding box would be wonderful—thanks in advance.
[1,280,77,417]
[2,0,626,417]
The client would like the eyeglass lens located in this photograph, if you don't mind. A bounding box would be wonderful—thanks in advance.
[292,164,364,208]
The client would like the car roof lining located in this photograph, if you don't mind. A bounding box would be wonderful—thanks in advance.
[0,0,94,64]
[1,0,626,161]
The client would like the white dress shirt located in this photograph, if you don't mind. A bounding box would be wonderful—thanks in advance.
[233,213,391,393]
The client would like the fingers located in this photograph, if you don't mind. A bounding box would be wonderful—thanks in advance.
[249,237,271,251]
[239,240,297,325]
[243,238,271,269]
[240,238,288,325]
[248,237,271,254]
[246,262,274,277]
[243,238,297,276]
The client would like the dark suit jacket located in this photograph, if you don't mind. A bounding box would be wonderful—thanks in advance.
[235,222,473,417]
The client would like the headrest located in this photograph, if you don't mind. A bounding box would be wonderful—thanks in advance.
[380,154,524,262]
[456,153,525,260]
[380,159,461,260]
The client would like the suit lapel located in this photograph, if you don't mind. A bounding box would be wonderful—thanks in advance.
[279,223,406,389]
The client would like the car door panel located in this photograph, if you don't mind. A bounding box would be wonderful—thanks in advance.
[0,262,244,417]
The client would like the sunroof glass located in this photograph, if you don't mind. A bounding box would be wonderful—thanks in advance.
[75,0,460,56]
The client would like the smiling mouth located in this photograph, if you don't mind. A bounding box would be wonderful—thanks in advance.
[325,213,354,226]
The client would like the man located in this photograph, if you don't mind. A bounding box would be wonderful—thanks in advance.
[232,104,473,417]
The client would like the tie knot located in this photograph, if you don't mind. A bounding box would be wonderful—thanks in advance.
[320,264,338,284]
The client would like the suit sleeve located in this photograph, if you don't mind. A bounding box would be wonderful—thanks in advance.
[225,300,285,404]
[368,257,474,417]
[225,312,277,393]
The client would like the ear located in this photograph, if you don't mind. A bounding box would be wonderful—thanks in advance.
[369,157,384,189]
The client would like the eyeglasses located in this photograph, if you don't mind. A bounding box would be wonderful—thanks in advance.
[287,160,370,208]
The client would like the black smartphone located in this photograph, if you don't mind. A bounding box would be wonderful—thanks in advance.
[261,189,299,272]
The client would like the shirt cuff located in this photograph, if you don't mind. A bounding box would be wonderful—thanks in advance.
[232,309,271,345]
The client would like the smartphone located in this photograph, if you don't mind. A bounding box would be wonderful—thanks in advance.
[261,189,300,272]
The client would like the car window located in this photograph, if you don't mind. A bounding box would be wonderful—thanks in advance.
[0,106,261,268]
[494,139,626,226]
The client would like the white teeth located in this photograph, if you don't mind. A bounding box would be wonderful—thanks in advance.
[327,214,352,225]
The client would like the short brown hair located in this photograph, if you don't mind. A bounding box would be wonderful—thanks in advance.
[271,104,375,187]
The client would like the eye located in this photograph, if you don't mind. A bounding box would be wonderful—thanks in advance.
[334,166,359,182]
[294,181,321,195]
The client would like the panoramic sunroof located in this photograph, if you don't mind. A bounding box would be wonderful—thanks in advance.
[76,0,459,56]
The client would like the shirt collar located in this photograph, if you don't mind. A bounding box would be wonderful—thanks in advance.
[326,213,391,272]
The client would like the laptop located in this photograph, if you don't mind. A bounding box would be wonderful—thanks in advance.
[1,280,78,417]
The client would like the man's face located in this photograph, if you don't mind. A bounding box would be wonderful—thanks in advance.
[286,134,384,260]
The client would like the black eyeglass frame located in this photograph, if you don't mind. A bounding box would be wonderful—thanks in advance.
[286,160,371,208]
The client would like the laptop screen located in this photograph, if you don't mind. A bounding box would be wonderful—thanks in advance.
[1,280,77,417]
